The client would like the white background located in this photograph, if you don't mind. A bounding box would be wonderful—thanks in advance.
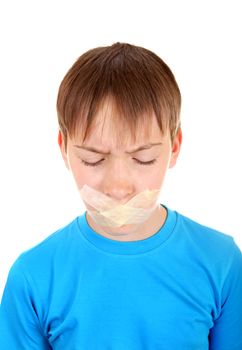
[0,0,241,297]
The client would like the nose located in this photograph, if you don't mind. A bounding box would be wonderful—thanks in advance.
[105,187,134,202]
[102,160,135,202]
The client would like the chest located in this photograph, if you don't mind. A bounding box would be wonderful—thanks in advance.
[43,255,215,349]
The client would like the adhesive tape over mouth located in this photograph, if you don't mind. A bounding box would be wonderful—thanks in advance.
[79,184,161,227]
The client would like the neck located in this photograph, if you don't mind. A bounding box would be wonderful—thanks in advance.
[86,205,167,242]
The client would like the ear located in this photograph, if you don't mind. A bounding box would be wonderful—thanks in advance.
[169,128,182,168]
[58,131,70,170]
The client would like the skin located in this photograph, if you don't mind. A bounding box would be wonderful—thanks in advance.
[59,99,182,242]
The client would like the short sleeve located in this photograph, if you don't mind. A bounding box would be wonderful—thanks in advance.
[0,258,50,350]
[209,240,242,350]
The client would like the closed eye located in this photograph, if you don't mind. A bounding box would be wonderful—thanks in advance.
[134,159,157,166]
[81,159,157,167]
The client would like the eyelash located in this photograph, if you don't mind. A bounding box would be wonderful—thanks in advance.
[81,159,157,167]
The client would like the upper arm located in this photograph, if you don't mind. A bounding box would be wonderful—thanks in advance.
[209,241,242,350]
[0,259,51,350]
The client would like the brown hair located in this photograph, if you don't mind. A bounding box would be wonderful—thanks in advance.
[56,42,181,149]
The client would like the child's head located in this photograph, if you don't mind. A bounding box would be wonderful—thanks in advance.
[57,43,182,236]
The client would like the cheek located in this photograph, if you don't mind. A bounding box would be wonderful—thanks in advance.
[148,170,167,189]
[67,158,98,189]
[148,158,171,187]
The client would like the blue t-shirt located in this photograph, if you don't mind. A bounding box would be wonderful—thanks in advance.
[0,207,242,349]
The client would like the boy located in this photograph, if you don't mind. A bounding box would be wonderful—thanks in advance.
[0,43,242,349]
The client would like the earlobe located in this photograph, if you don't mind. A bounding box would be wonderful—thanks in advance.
[58,131,70,170]
[58,130,63,149]
[169,128,182,169]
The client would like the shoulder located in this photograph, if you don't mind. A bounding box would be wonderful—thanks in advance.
[172,209,241,268]
[9,216,81,277]
[2,215,89,312]
[171,209,242,307]
[176,210,238,248]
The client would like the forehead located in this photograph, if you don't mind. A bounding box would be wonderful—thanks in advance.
[74,99,164,149]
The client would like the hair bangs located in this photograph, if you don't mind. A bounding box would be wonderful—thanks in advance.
[57,43,181,149]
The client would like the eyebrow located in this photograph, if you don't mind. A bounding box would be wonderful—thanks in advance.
[74,143,163,155]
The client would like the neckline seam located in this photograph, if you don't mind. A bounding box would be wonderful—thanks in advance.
[76,209,178,256]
